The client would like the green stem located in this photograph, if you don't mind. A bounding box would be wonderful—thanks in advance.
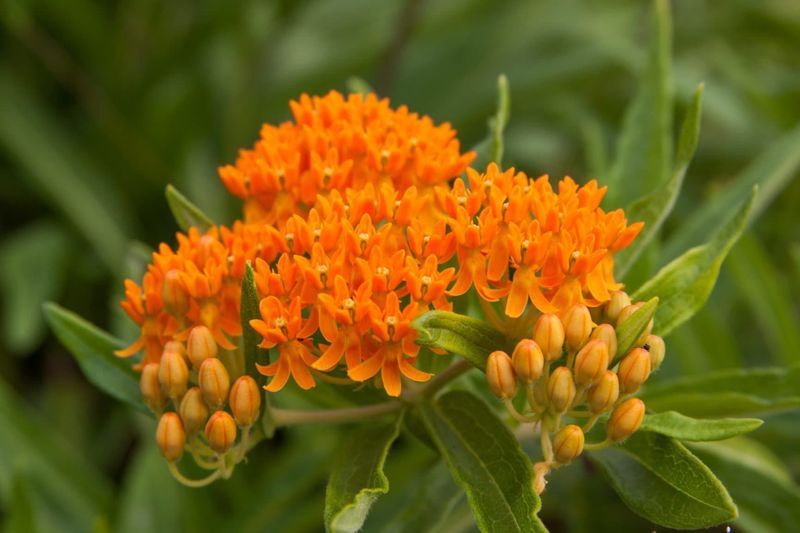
[584,438,612,451]
[168,461,221,488]
[270,401,403,427]
[503,398,539,423]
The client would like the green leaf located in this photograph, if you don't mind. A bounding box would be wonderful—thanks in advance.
[641,366,800,417]
[324,413,403,533]
[589,431,737,529]
[471,74,511,169]
[633,186,757,337]
[240,262,271,379]
[4,474,39,533]
[419,391,545,533]
[639,411,762,441]
[43,302,145,412]
[613,297,658,361]
[615,83,703,278]
[346,76,373,95]
[165,184,215,233]
[412,311,513,371]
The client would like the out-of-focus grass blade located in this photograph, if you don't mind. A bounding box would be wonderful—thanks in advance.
[470,74,510,169]
[165,184,215,233]
[116,445,182,533]
[4,473,38,533]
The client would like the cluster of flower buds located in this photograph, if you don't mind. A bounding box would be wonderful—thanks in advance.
[485,291,665,493]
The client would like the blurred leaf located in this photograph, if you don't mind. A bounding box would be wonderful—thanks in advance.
[165,184,215,233]
[241,262,271,382]
[633,186,756,337]
[324,413,403,533]
[589,431,736,529]
[640,411,762,441]
[412,311,513,371]
[613,297,658,362]
[641,366,800,417]
[419,391,545,533]
[4,474,39,533]
[43,302,145,412]
[116,445,182,533]
[346,76,374,95]
[471,74,510,169]
[615,83,703,278]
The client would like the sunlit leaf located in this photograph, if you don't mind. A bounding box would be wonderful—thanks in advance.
[640,411,762,441]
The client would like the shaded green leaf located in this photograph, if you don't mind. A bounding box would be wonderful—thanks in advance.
[240,262,271,380]
[324,413,403,533]
[116,445,182,533]
[589,431,737,529]
[419,391,545,533]
[4,474,39,533]
[471,74,510,169]
[613,297,658,362]
[165,184,215,233]
[346,76,373,95]
[640,411,762,441]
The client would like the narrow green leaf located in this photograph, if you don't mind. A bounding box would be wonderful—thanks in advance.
[412,311,514,371]
[43,302,145,412]
[419,391,545,533]
[324,413,403,533]
[633,186,757,337]
[471,74,511,169]
[589,431,737,529]
[346,76,373,95]
[241,262,270,379]
[640,411,762,441]
[613,297,658,361]
[641,366,800,417]
[615,84,703,278]
[165,184,215,233]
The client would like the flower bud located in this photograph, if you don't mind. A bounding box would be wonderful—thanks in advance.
[230,376,261,427]
[162,269,188,314]
[607,398,645,442]
[573,340,609,387]
[605,291,631,324]
[158,349,189,401]
[589,323,617,361]
[512,340,544,384]
[562,304,592,352]
[179,387,209,436]
[156,412,185,462]
[617,303,653,346]
[486,351,517,399]
[587,370,619,413]
[547,366,576,413]
[552,424,585,464]
[205,411,237,454]
[187,325,218,369]
[644,334,666,370]
[140,363,167,413]
[533,314,565,362]
[199,358,230,410]
[618,347,652,394]
[162,340,185,356]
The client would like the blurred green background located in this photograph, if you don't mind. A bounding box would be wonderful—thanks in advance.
[1,0,799,531]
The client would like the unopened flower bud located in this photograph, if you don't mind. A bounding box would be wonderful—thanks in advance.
[199,358,230,410]
[486,351,517,399]
[607,398,645,442]
[162,340,185,356]
[547,366,576,413]
[533,314,565,362]
[156,412,185,462]
[140,363,167,413]
[230,376,261,427]
[644,334,666,370]
[618,347,652,394]
[205,411,237,454]
[562,304,592,352]
[573,340,609,387]
[159,349,189,401]
[162,269,188,314]
[179,387,209,436]
[553,424,585,464]
[512,340,544,384]
[605,291,631,324]
[587,370,619,413]
[590,324,617,361]
[617,303,653,346]
[187,326,218,369]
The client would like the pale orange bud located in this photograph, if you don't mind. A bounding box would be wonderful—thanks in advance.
[587,370,619,413]
[553,424,585,464]
[140,363,167,413]
[644,334,666,370]
[605,290,631,324]
[562,304,593,352]
[179,387,209,436]
[187,326,218,369]
[486,351,517,399]
[533,314,565,362]
[162,340,186,356]
[547,366,576,413]
[162,269,188,314]
[512,340,544,384]
[590,324,618,361]
[230,376,261,427]
[158,349,189,401]
[607,398,645,442]
[573,340,609,387]
[617,303,653,346]
[205,411,237,454]
[618,347,652,394]
[156,412,185,462]
[198,358,230,410]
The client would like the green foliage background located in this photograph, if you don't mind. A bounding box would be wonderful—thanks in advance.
[1,0,799,531]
